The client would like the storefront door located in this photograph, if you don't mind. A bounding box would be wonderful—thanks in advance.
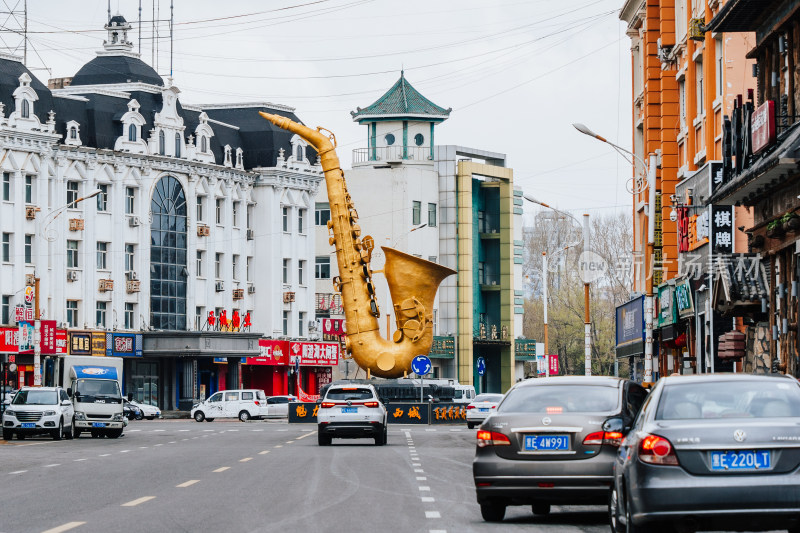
[131,361,159,406]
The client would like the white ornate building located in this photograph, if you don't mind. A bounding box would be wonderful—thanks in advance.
[0,14,323,409]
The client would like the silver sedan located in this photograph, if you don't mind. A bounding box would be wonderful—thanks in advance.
[611,373,800,533]
[466,393,504,429]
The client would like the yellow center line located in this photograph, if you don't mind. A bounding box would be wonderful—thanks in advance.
[40,522,86,533]
[240,457,252,462]
[176,480,200,488]
[121,496,155,507]
[213,467,230,472]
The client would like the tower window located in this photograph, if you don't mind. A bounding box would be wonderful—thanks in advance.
[128,123,136,141]
[21,99,29,118]
[70,127,77,139]
[175,133,181,157]
[159,130,165,155]
[414,133,424,146]
[201,136,207,153]
[296,145,304,161]
[384,133,395,146]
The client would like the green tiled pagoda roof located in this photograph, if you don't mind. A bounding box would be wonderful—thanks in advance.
[351,71,451,121]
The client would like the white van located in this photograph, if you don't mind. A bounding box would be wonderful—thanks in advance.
[191,389,266,422]
[396,377,475,403]
[452,384,476,404]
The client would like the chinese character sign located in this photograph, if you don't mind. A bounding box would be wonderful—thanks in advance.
[711,206,734,254]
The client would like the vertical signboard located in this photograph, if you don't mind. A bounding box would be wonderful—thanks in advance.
[711,206,734,254]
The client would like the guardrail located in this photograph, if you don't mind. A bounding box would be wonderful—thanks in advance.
[352,146,432,164]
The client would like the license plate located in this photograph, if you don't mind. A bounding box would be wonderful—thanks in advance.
[479,408,489,413]
[21,423,35,428]
[341,407,357,413]
[92,422,106,428]
[524,434,570,451]
[710,450,771,471]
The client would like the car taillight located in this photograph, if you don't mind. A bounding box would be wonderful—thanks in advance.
[363,401,379,407]
[321,402,336,408]
[639,434,679,465]
[491,405,497,409]
[583,431,625,447]
[466,405,475,410]
[254,400,261,406]
[476,430,511,448]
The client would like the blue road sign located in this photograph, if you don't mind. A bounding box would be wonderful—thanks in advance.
[411,355,432,376]
[476,356,486,376]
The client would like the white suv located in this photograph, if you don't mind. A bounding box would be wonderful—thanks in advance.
[2,386,75,441]
[317,384,388,446]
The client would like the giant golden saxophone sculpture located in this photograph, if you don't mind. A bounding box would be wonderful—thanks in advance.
[259,112,456,378]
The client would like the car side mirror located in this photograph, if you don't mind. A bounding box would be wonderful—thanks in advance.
[602,417,625,433]
[61,399,71,406]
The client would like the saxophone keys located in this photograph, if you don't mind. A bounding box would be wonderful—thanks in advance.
[328,236,336,246]
[351,224,361,238]
[392,330,404,343]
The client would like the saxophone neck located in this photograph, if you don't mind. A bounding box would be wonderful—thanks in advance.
[258,111,336,158]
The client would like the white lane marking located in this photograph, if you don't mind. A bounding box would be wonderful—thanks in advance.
[286,441,294,444]
[181,438,189,441]
[276,429,288,432]
[168,441,177,444]
[274,445,283,448]
[139,446,148,449]
[429,530,447,533]
[449,429,461,432]
[176,480,200,488]
[416,477,427,481]
[178,429,190,432]
[425,428,436,432]
[127,429,141,432]
[421,497,435,503]
[120,450,130,453]
[202,429,215,432]
[154,443,163,447]
[213,467,230,472]
[152,429,165,432]
[240,457,252,462]
[419,486,431,491]
[73,458,88,462]
[426,511,441,518]
[295,431,314,440]
[259,451,270,455]
[412,463,421,466]
[44,464,60,468]
[99,454,110,457]
[9,470,27,474]
[251,429,264,432]
[227,429,239,432]
[40,521,86,533]
[414,469,424,473]
[121,496,155,507]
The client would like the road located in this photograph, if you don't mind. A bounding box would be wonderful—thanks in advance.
[0,419,609,533]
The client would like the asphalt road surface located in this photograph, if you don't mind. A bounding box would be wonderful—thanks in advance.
[0,419,611,533]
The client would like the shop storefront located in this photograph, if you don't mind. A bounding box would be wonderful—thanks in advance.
[429,335,455,379]
[244,339,339,397]
[2,323,67,388]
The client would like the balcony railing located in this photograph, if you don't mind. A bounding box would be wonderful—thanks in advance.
[352,146,432,164]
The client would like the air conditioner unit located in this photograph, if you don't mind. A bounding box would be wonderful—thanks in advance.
[69,218,85,231]
[247,285,256,294]
[126,280,140,293]
[246,229,255,240]
[283,291,295,303]
[197,225,210,237]
[66,270,78,282]
[25,273,35,286]
[233,288,244,300]
[126,271,138,281]
[215,281,224,292]
[25,205,38,220]
[128,216,141,227]
[98,279,114,292]
[490,281,497,286]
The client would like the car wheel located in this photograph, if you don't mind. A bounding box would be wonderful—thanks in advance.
[147,416,154,420]
[106,429,123,439]
[532,502,550,516]
[194,411,205,422]
[609,485,624,533]
[480,502,506,522]
[65,419,75,440]
[205,418,215,422]
[374,426,385,446]
[467,422,475,429]
[74,428,82,438]
[318,432,331,446]
[2,429,12,441]
[135,412,143,421]
[238,410,250,422]
[625,489,644,533]
[52,419,63,440]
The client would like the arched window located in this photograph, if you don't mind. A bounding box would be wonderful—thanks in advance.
[21,99,29,118]
[69,127,77,139]
[295,145,303,161]
[414,133,424,146]
[175,133,181,157]
[128,124,136,142]
[158,130,165,155]
[236,150,243,167]
[150,176,187,331]
[200,135,207,153]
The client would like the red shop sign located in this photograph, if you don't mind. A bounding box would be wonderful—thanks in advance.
[248,339,290,366]
[0,327,19,353]
[290,342,340,366]
[752,100,776,155]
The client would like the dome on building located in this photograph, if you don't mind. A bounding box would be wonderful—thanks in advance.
[109,14,128,26]
[71,55,163,87]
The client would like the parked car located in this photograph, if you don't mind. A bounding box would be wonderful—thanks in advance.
[2,386,75,441]
[129,399,161,420]
[191,389,267,422]
[473,376,648,522]
[317,383,388,446]
[610,373,800,533]
[123,400,142,421]
[466,393,504,429]
[263,395,297,418]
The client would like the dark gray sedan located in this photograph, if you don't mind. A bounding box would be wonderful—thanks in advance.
[610,373,800,533]
[473,376,648,522]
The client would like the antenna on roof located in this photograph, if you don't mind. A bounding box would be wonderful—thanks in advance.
[0,0,27,63]
[108,0,111,23]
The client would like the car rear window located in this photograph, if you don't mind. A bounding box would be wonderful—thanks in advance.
[657,380,800,420]
[498,385,618,414]
[242,392,253,400]
[475,394,503,403]
[326,388,374,401]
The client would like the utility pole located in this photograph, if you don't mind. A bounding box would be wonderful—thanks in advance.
[543,251,549,378]
[643,154,657,385]
[583,214,591,376]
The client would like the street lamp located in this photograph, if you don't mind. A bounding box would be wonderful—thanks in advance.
[32,188,103,386]
[573,122,657,385]
[522,195,587,375]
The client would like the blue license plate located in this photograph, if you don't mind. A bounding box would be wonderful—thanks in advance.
[710,450,770,471]
[479,408,489,413]
[92,422,106,428]
[21,423,35,428]
[524,434,569,451]
[341,407,357,413]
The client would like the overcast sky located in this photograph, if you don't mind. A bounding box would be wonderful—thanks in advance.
[13,0,632,221]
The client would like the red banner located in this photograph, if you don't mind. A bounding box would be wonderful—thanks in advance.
[248,339,290,365]
[290,341,339,366]
[40,321,57,354]
[322,318,345,339]
[752,100,776,155]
